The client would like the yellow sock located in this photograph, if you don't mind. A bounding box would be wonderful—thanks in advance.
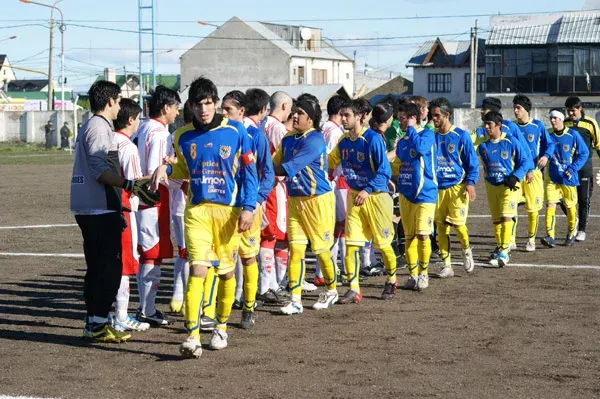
[202,267,218,319]
[317,251,337,291]
[511,216,518,245]
[494,223,502,248]
[527,211,538,240]
[242,259,258,312]
[437,223,451,266]
[344,245,361,291]
[405,237,418,275]
[216,275,236,329]
[500,221,512,253]
[379,244,397,284]
[455,224,470,250]
[184,275,204,339]
[567,206,577,236]
[546,207,556,238]
[417,237,431,275]
[288,243,307,298]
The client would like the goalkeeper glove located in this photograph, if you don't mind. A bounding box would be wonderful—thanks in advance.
[503,174,519,191]
[123,178,161,206]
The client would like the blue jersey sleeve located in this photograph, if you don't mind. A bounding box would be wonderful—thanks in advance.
[540,124,555,160]
[510,136,528,182]
[239,132,259,211]
[254,131,274,204]
[281,133,323,177]
[506,120,534,172]
[406,126,435,156]
[567,130,590,175]
[365,135,392,194]
[461,132,479,186]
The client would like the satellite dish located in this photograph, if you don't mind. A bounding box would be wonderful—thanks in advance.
[300,27,312,41]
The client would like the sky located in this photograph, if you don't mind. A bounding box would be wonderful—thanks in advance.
[0,0,589,93]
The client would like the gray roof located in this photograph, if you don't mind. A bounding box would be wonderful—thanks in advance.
[406,38,485,68]
[487,11,600,46]
[0,54,6,65]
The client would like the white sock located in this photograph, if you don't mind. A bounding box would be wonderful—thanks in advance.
[234,257,243,301]
[259,246,276,293]
[275,248,289,287]
[314,259,323,278]
[115,275,130,322]
[135,271,144,312]
[140,263,160,316]
[172,256,186,302]
[338,237,347,275]
[361,242,372,269]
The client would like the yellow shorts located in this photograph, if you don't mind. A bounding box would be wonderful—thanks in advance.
[184,203,241,275]
[485,182,519,223]
[345,190,394,249]
[435,183,469,226]
[545,180,578,208]
[239,206,263,258]
[288,191,335,254]
[522,169,544,212]
[399,194,435,238]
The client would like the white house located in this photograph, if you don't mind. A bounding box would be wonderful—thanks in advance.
[407,38,485,107]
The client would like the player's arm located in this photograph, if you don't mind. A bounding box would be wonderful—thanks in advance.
[238,132,259,231]
[405,125,434,155]
[85,125,125,188]
[146,130,168,175]
[510,137,528,182]
[461,133,479,200]
[365,136,392,194]
[277,134,322,177]
[327,144,341,172]
[150,130,189,190]
[538,124,554,168]
[587,116,600,156]
[255,132,275,204]
[568,130,590,175]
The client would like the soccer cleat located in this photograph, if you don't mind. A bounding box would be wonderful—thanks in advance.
[200,316,215,331]
[338,289,363,304]
[279,301,304,315]
[437,266,454,279]
[509,242,517,251]
[416,274,429,291]
[312,290,339,310]
[302,280,318,292]
[575,231,586,242]
[83,323,131,343]
[209,328,228,350]
[497,252,509,267]
[137,309,170,327]
[402,275,418,291]
[313,276,326,286]
[170,299,183,314]
[380,281,398,300]
[564,235,576,247]
[462,247,475,273]
[110,314,150,332]
[489,247,500,260]
[179,336,203,359]
[232,299,243,310]
[541,236,556,248]
[240,310,255,329]
[525,241,536,252]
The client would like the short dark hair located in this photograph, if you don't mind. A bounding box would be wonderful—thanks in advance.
[189,76,219,104]
[565,96,582,109]
[371,102,394,125]
[114,98,141,131]
[398,101,421,123]
[429,97,453,117]
[182,100,194,124]
[326,95,350,116]
[88,80,121,114]
[148,85,181,118]
[245,88,270,116]
[482,110,503,125]
[512,94,532,113]
[481,97,502,112]
[345,98,372,117]
[296,93,322,128]
[287,99,297,121]
[223,90,247,110]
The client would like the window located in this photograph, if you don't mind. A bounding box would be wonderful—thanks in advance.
[312,68,327,85]
[503,48,517,77]
[298,66,305,84]
[428,73,451,93]
[464,73,486,92]
[486,49,502,77]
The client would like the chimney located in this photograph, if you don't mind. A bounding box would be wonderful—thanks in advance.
[104,68,116,83]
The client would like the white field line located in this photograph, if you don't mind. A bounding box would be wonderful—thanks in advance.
[0,224,77,230]
[0,252,84,258]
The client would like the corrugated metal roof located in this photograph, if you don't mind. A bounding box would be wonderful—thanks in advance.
[406,39,484,67]
[487,11,600,45]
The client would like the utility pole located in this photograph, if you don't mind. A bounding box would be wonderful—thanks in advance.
[48,17,54,111]
[469,19,479,109]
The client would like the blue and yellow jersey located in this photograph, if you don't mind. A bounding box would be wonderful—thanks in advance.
[236,125,274,205]
[328,127,391,193]
[547,127,590,186]
[167,118,258,211]
[435,125,479,189]
[272,128,332,197]
[391,125,438,204]
[515,118,555,166]
[477,133,528,186]
[472,119,534,172]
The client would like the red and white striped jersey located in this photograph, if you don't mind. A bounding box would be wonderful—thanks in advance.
[260,115,287,154]
[136,118,174,176]
[114,131,142,211]
[321,119,345,181]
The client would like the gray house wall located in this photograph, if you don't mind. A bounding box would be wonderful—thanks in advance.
[180,18,290,89]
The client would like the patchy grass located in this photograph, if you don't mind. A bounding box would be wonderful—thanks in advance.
[0,142,73,165]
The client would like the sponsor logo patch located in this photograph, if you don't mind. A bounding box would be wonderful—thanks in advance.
[563,144,570,152]
[324,231,332,241]
[382,228,391,238]
[357,152,365,162]
[527,134,535,142]
[447,143,456,153]
[410,149,417,158]
[219,145,231,159]
[501,151,509,160]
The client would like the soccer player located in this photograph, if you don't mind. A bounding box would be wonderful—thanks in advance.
[150,76,258,358]
[329,98,395,303]
[259,91,294,304]
[111,98,151,332]
[512,95,555,252]
[272,94,339,314]
[478,111,529,266]
[564,96,600,242]
[542,108,589,248]
[429,97,478,278]
[135,85,180,326]
[391,102,437,291]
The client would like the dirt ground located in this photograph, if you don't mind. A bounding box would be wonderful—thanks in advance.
[1,156,599,399]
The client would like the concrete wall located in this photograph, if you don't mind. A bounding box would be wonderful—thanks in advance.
[413,67,485,108]
[289,57,354,95]
[0,111,91,145]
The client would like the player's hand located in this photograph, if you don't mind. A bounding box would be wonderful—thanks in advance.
[238,210,254,232]
[465,184,476,201]
[133,178,161,206]
[150,164,169,192]
[162,155,177,165]
[504,175,519,191]
[525,171,534,183]
[354,190,370,206]
[537,156,548,168]
[563,169,572,179]
[388,180,396,194]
